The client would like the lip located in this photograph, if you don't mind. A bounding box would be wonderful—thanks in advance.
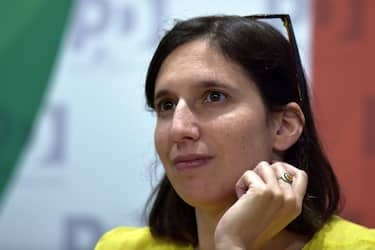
[172,154,213,171]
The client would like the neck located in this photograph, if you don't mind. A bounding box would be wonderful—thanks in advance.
[194,204,231,250]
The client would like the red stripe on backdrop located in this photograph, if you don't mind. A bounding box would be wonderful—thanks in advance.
[313,0,375,227]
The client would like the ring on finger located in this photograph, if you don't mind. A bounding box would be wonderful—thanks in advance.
[278,172,294,184]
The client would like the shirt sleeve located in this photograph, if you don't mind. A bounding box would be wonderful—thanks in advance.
[94,227,194,250]
[303,216,375,250]
[95,227,130,250]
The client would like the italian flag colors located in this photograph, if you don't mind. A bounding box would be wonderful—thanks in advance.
[0,0,72,203]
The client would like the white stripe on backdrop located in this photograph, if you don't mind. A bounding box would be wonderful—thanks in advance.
[0,0,311,249]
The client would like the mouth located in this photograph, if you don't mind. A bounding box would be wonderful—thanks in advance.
[172,154,213,171]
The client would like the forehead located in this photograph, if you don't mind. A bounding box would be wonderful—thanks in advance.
[154,39,255,94]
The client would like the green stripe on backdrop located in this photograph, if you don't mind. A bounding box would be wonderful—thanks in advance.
[0,0,72,205]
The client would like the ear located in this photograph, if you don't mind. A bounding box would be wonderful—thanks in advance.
[271,102,305,153]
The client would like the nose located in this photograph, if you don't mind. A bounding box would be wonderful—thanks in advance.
[170,100,200,143]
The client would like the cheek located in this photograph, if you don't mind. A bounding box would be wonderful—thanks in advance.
[154,123,167,158]
[215,114,272,167]
[239,125,273,165]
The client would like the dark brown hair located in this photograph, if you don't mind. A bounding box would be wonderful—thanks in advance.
[144,15,340,246]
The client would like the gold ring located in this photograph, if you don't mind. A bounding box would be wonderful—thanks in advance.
[279,172,293,184]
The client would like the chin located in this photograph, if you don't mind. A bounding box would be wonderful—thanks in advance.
[177,189,237,211]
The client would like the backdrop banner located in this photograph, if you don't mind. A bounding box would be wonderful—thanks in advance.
[313,0,375,227]
[0,0,72,204]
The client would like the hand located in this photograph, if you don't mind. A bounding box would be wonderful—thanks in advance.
[214,161,308,250]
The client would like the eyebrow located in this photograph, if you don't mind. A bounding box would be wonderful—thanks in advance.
[154,80,239,102]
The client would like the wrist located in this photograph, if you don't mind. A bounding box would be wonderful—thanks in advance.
[215,236,265,250]
[215,241,247,250]
[215,238,260,250]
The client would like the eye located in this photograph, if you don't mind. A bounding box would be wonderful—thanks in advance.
[156,99,176,113]
[205,91,227,103]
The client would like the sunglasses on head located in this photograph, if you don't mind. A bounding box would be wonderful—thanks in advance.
[245,14,306,104]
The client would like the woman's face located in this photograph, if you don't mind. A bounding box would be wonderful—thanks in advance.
[154,39,277,210]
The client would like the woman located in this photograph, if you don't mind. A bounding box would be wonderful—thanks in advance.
[96,15,375,249]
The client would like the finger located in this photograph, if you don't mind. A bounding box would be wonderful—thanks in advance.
[271,162,297,213]
[253,161,279,187]
[235,170,265,198]
[270,162,306,221]
[281,163,308,200]
[271,162,294,190]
